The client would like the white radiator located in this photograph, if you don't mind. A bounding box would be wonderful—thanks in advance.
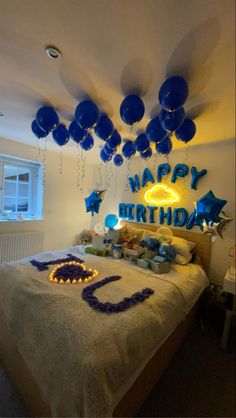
[0,232,44,263]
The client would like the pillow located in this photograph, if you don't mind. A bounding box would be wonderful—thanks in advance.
[171,236,196,258]
[173,253,192,265]
[118,226,144,244]
[142,229,159,240]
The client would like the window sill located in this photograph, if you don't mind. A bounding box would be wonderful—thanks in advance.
[0,218,43,223]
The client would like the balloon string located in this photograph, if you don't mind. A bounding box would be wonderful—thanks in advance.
[153,151,158,173]
[35,138,41,162]
[80,150,86,195]
[181,146,191,201]
[59,148,63,175]
[41,137,48,187]
[125,160,131,192]
[76,143,81,188]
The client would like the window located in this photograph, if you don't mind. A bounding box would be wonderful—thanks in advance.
[0,154,43,221]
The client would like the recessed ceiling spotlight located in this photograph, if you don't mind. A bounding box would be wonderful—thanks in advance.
[45,46,61,60]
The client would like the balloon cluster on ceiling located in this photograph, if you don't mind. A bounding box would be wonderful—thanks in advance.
[31,76,196,166]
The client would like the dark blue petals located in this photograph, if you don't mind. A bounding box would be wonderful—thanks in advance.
[82,276,154,314]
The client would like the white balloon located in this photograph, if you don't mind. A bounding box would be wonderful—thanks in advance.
[94,223,106,235]
[156,226,173,243]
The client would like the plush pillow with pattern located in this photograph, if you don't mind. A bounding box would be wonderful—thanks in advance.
[171,236,196,258]
[118,225,144,244]
[142,229,159,240]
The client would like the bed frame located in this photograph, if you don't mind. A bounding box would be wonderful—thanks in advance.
[0,225,212,417]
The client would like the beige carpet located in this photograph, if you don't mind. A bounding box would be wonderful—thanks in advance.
[0,323,235,417]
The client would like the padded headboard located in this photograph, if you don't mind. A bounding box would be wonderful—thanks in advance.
[122,221,212,274]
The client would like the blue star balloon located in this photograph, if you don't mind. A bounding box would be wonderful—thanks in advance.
[85,190,105,216]
[195,190,227,223]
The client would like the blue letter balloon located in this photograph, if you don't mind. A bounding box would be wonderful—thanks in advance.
[156,136,172,155]
[75,100,100,129]
[104,214,118,229]
[175,118,196,143]
[159,76,189,111]
[120,95,145,125]
[80,133,94,151]
[146,116,168,143]
[52,124,70,146]
[31,120,48,138]
[36,106,59,132]
[94,114,114,141]
[69,120,87,143]
[159,107,185,133]
[113,154,124,167]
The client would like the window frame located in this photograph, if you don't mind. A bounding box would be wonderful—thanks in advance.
[0,154,44,222]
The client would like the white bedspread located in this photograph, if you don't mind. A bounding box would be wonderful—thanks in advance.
[0,246,209,417]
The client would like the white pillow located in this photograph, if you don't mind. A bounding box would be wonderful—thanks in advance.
[171,236,196,258]
[142,229,159,240]
[174,253,192,265]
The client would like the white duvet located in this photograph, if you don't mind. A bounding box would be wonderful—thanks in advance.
[0,246,209,417]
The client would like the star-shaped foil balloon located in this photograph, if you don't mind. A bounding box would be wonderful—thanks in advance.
[203,212,233,239]
[195,190,227,223]
[85,190,105,216]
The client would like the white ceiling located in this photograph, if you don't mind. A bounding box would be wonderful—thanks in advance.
[0,0,235,163]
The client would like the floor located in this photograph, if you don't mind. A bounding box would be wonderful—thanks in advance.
[0,323,235,418]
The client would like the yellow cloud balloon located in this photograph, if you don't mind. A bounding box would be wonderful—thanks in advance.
[144,183,180,205]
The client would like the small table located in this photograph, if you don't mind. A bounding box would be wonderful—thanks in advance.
[221,268,236,349]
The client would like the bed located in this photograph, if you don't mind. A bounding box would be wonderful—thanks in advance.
[0,224,211,417]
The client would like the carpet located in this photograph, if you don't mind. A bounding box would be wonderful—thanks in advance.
[0,323,235,417]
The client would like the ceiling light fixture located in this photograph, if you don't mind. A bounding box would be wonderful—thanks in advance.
[45,46,61,60]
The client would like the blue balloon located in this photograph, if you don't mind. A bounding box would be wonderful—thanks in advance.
[135,133,150,152]
[159,107,185,132]
[145,237,159,251]
[94,114,114,140]
[159,76,189,111]
[146,116,168,143]
[75,100,100,129]
[104,143,116,156]
[158,244,176,260]
[36,106,59,132]
[85,190,104,216]
[80,133,94,151]
[122,140,136,159]
[140,147,152,160]
[175,118,196,143]
[69,120,87,143]
[106,130,121,150]
[156,137,172,155]
[120,95,145,125]
[104,214,118,228]
[31,120,48,138]
[113,154,124,167]
[52,124,70,146]
[100,148,112,162]
[195,190,227,223]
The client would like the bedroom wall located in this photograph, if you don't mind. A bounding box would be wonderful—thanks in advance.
[92,139,235,285]
[0,137,93,251]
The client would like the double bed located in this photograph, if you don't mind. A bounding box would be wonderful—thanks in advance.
[0,224,211,417]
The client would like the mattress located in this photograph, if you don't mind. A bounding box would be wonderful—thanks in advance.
[0,246,209,417]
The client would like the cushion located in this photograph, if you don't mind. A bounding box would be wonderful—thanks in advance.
[171,236,196,258]
[142,229,159,240]
[173,253,192,265]
[118,225,144,244]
